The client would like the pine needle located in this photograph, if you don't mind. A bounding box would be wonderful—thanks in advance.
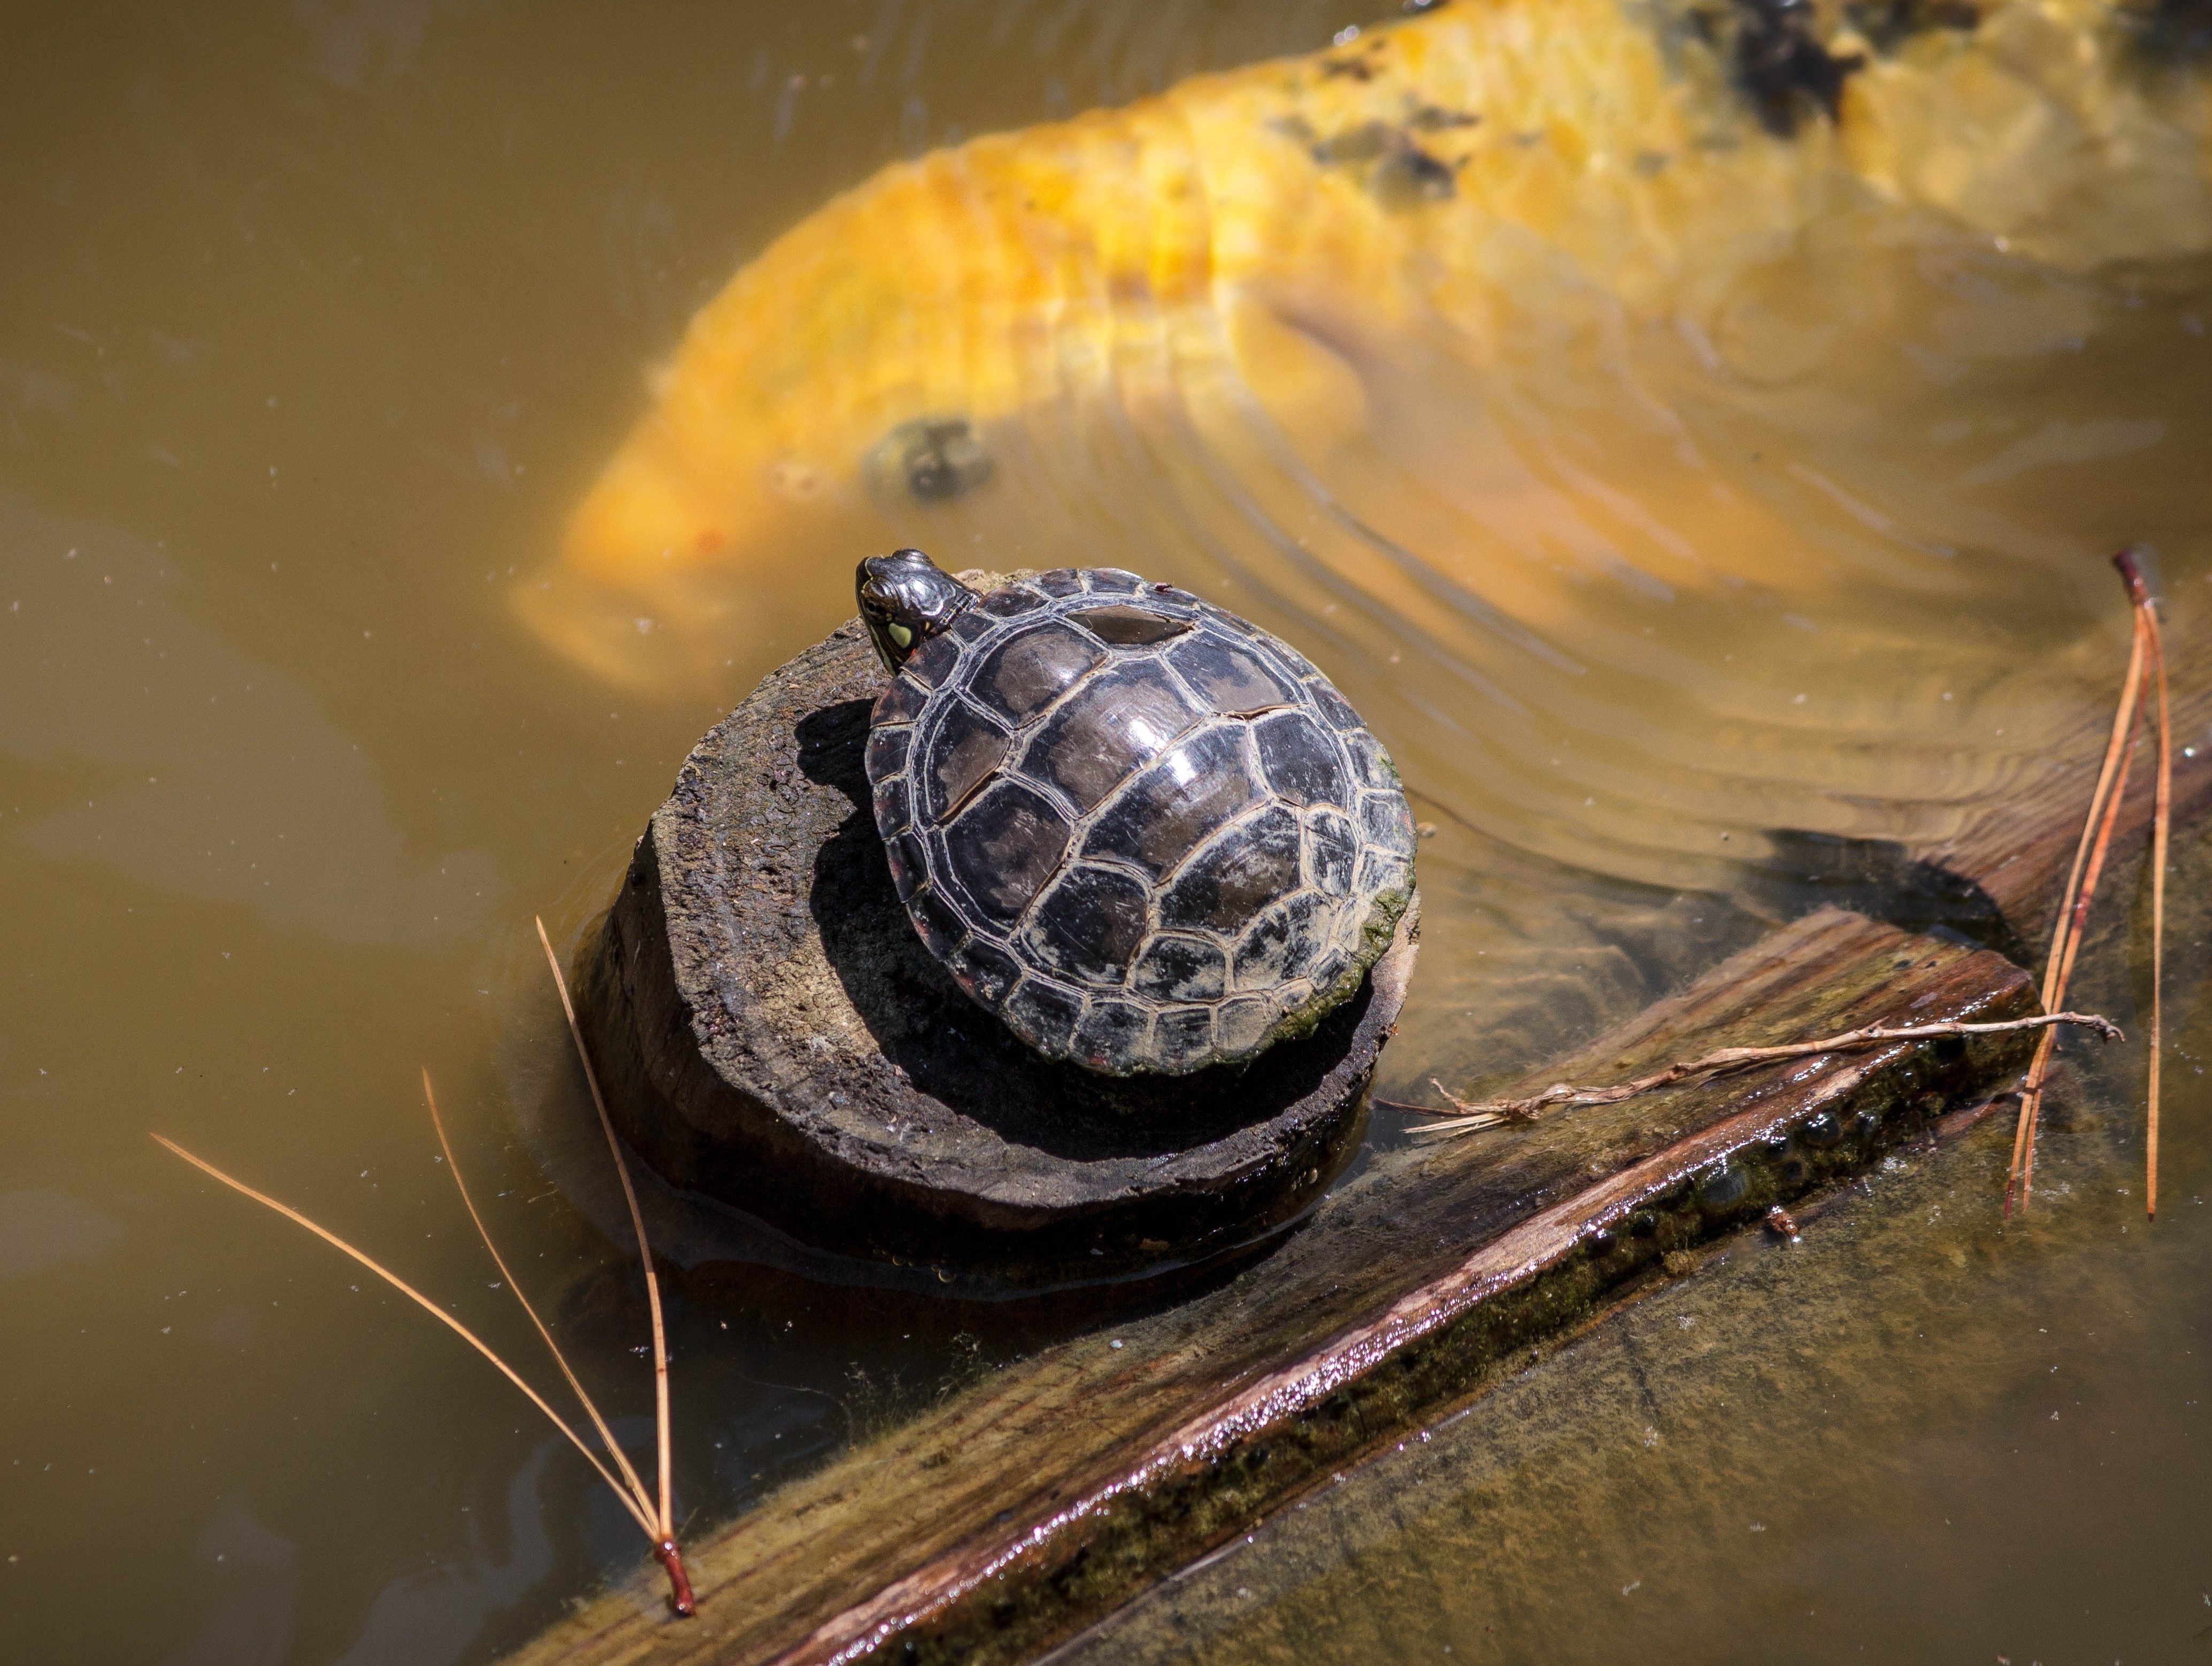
[1393,1011,2121,1137]
[153,918,701,1618]
[2006,601,2146,1215]
[535,916,693,1614]
[2132,558,2171,1221]
[149,1133,660,1542]
[2007,550,2169,1219]
[423,1069,657,1527]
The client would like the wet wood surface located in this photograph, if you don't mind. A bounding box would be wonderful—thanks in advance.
[504,602,2210,1666]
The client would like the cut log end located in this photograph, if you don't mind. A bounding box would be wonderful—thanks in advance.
[578,618,1418,1291]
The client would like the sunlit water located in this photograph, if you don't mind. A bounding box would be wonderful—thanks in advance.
[2,3,2209,1662]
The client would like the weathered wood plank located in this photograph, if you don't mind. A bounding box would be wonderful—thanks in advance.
[504,910,2038,1666]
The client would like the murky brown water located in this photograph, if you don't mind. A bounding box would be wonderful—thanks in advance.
[3,2,2209,1661]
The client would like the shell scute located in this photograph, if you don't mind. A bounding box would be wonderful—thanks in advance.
[874,675,931,726]
[941,779,1070,924]
[1355,848,1413,904]
[1158,805,1302,933]
[1151,1006,1216,1071]
[978,584,1046,619]
[883,827,926,897]
[1132,933,1228,1003]
[872,773,912,840]
[904,631,962,688]
[923,700,1010,819]
[1253,710,1350,808]
[1311,681,1364,731]
[1308,947,1351,997]
[956,935,1024,1005]
[947,605,998,645]
[1081,725,1259,880]
[1342,729,1399,792]
[1021,662,1205,813]
[1074,998,1151,1072]
[864,724,911,785]
[973,623,1103,723]
[909,885,969,957]
[1308,809,1358,895]
[1235,892,1328,989]
[1166,633,1300,716]
[1215,995,1278,1058]
[1003,977,1083,1055]
[1360,788,1417,853]
[1021,864,1151,986]
[1071,603,1190,646]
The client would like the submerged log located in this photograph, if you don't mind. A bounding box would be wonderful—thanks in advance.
[506,600,2208,1666]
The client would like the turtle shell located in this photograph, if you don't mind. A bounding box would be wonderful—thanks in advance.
[864,566,1416,1075]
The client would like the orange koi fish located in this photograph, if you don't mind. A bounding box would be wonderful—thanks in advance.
[522,0,2211,690]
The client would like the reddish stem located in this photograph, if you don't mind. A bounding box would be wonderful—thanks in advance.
[2113,546,2150,607]
[656,1538,698,1618]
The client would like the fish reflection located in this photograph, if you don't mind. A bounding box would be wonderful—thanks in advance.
[522,0,2211,691]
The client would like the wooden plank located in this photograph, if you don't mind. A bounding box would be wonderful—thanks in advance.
[504,910,2036,1666]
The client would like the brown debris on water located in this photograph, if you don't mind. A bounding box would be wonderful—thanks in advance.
[1395,1010,2118,1136]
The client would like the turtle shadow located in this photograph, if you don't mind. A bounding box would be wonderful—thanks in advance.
[793,700,1372,1162]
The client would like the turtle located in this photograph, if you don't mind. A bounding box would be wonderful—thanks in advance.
[855,547,1417,1076]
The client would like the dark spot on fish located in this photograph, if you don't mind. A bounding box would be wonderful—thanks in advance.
[878,416,993,503]
[1313,121,1401,165]
[1320,53,1378,80]
[1844,0,1980,50]
[2115,0,2212,60]
[1407,104,1481,132]
[1270,113,1318,146]
[1731,0,1864,134]
[1371,148,1457,206]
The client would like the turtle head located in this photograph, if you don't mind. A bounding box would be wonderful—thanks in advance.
[857,548,977,672]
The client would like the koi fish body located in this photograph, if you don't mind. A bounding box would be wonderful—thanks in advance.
[523,0,2211,689]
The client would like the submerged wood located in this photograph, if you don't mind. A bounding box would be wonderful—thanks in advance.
[505,605,2208,1666]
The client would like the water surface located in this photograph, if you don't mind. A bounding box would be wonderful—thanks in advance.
[2,3,2208,1662]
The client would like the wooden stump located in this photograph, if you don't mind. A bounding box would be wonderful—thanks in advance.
[581,618,1419,1289]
